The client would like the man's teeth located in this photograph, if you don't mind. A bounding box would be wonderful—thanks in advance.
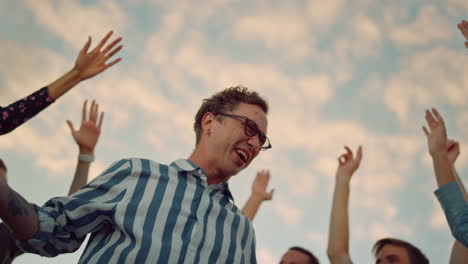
[236,149,248,162]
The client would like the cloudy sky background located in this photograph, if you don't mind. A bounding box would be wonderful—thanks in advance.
[1,0,468,263]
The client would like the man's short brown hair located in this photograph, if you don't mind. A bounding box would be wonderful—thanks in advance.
[289,246,319,264]
[373,238,429,264]
[193,85,268,144]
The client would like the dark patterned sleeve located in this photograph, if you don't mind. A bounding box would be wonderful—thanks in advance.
[0,87,55,135]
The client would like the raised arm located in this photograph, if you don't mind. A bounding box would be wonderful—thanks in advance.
[434,139,468,264]
[458,20,468,49]
[327,146,362,264]
[422,108,456,187]
[241,170,274,221]
[11,159,132,257]
[424,109,468,249]
[67,100,104,195]
[0,31,121,136]
[47,30,122,99]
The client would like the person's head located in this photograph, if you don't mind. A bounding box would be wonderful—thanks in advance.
[0,159,7,183]
[193,85,269,178]
[373,238,429,264]
[280,246,319,264]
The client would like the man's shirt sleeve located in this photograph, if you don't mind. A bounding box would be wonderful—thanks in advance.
[435,181,468,247]
[16,159,132,257]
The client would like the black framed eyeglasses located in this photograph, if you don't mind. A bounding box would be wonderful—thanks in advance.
[215,112,272,151]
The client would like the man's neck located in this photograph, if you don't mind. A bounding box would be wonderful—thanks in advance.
[188,149,229,185]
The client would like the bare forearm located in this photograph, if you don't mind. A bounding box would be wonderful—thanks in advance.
[0,179,39,240]
[241,195,264,221]
[68,159,91,195]
[432,153,456,187]
[450,241,468,264]
[327,176,352,263]
[47,69,82,100]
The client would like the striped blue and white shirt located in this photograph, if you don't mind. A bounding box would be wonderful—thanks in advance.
[18,158,257,263]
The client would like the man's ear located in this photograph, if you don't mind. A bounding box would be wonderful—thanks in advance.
[201,112,215,135]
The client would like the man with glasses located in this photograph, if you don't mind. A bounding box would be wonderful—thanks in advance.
[0,86,269,263]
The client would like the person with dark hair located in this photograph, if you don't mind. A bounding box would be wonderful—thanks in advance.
[280,246,319,264]
[423,109,468,255]
[241,172,321,264]
[327,141,468,264]
[0,85,270,263]
[327,146,362,264]
[0,31,121,135]
[0,99,104,264]
[372,238,428,264]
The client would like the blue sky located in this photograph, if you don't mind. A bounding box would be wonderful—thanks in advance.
[1,0,468,263]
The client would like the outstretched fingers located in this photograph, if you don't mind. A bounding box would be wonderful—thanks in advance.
[66,120,76,134]
[422,126,430,137]
[80,36,92,55]
[81,100,88,122]
[89,100,97,123]
[103,37,122,56]
[95,30,114,52]
[98,112,104,129]
[355,146,363,163]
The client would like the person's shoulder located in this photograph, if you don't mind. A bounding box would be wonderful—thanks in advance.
[123,158,167,167]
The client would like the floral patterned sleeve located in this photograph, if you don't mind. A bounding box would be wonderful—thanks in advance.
[0,87,55,135]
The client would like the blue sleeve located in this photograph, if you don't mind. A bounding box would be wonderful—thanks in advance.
[16,159,132,257]
[434,181,468,247]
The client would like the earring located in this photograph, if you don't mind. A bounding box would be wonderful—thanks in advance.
[207,129,211,136]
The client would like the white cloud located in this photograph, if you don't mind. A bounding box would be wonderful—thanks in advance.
[287,171,318,197]
[334,14,381,59]
[390,5,451,47]
[383,47,468,122]
[274,199,303,226]
[0,38,68,100]
[306,0,346,27]
[297,74,333,106]
[257,247,278,264]
[429,197,450,231]
[24,0,128,49]
[445,0,468,13]
[232,7,314,60]
[306,231,327,245]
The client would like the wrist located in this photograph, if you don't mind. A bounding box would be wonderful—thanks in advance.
[79,146,94,155]
[430,151,448,160]
[335,173,352,183]
[78,153,94,163]
[249,193,267,202]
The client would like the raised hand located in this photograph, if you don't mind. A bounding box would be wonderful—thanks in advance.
[422,108,448,157]
[73,31,123,81]
[67,100,104,154]
[251,170,274,201]
[457,20,468,48]
[336,146,363,180]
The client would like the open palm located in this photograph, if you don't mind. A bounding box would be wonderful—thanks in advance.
[74,31,123,81]
[67,100,104,154]
[252,170,274,201]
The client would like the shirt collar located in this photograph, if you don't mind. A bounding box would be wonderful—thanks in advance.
[170,159,235,202]
[170,159,201,173]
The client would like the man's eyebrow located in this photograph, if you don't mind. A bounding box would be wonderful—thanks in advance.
[387,254,399,260]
